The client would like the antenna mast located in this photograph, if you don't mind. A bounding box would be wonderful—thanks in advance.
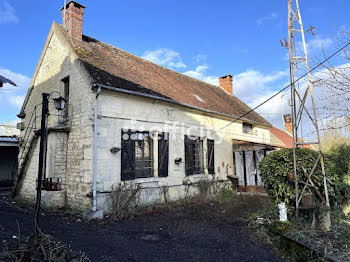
[287,0,331,229]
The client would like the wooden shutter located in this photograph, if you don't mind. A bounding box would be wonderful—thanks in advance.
[207,139,214,174]
[185,136,194,176]
[121,130,135,181]
[62,77,69,119]
[158,132,169,177]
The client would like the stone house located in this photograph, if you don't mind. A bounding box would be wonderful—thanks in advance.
[13,1,274,213]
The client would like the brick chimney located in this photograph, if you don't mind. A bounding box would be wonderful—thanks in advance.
[219,75,233,94]
[283,114,293,134]
[61,1,85,40]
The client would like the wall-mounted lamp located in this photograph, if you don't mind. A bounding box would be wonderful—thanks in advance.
[53,97,66,111]
[110,147,121,153]
[175,157,182,164]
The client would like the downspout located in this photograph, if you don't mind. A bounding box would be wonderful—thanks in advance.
[93,86,101,211]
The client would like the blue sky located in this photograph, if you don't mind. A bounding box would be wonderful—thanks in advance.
[0,0,349,132]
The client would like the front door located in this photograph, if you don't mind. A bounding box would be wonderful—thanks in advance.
[234,149,266,192]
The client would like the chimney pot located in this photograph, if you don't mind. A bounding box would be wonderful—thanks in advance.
[283,114,293,134]
[219,75,233,94]
[61,1,86,40]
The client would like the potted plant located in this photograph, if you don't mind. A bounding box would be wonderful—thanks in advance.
[301,193,313,206]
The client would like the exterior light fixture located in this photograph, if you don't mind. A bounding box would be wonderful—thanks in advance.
[53,97,66,111]
[110,147,121,153]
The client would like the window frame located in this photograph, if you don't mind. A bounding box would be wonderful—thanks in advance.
[242,122,253,135]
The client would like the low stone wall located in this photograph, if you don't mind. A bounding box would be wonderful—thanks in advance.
[41,191,66,209]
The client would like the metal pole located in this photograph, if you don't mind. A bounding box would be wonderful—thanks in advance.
[287,0,331,226]
[93,87,101,212]
[288,0,299,216]
[34,93,49,236]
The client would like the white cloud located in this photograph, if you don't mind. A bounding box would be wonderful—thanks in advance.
[142,48,186,69]
[256,13,278,25]
[283,35,335,61]
[0,67,30,123]
[194,54,207,63]
[305,36,333,55]
[0,1,19,24]
[183,65,219,86]
[233,69,290,126]
[9,95,25,107]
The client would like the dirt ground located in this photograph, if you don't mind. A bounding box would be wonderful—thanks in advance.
[0,194,280,262]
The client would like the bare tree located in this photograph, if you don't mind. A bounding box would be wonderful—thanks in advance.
[310,29,350,147]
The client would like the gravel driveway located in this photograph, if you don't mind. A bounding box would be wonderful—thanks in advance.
[0,194,279,262]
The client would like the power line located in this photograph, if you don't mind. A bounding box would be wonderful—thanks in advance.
[206,41,350,138]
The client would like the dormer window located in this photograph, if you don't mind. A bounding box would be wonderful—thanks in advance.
[242,122,253,134]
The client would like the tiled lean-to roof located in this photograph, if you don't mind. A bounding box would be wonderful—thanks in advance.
[270,126,313,149]
[58,24,271,127]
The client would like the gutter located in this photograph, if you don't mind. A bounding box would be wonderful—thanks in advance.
[92,83,271,128]
[93,86,101,211]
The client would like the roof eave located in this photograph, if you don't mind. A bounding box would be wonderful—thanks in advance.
[93,83,272,128]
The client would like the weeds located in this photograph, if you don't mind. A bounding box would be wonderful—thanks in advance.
[197,179,212,197]
[0,234,90,262]
[109,183,141,219]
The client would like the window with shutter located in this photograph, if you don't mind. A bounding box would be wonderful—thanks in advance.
[121,130,136,181]
[121,130,154,181]
[158,132,169,177]
[207,139,215,174]
[185,136,204,175]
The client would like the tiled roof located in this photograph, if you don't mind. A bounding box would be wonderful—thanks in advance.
[58,24,271,127]
[270,126,313,149]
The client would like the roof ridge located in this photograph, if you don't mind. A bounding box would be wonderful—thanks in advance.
[75,32,258,115]
[80,32,228,92]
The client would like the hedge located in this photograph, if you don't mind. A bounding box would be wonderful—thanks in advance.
[258,148,339,208]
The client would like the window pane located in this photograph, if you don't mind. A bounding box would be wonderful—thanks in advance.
[193,139,204,174]
[121,130,154,180]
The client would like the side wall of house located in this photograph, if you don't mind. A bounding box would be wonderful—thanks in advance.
[94,91,271,211]
[18,29,94,210]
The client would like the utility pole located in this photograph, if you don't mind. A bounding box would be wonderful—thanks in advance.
[34,93,49,236]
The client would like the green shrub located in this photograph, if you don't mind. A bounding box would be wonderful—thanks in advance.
[326,144,350,211]
[326,143,350,182]
[259,148,339,208]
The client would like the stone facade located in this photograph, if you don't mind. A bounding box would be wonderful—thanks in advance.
[18,24,95,210]
[17,23,272,213]
[94,91,271,212]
